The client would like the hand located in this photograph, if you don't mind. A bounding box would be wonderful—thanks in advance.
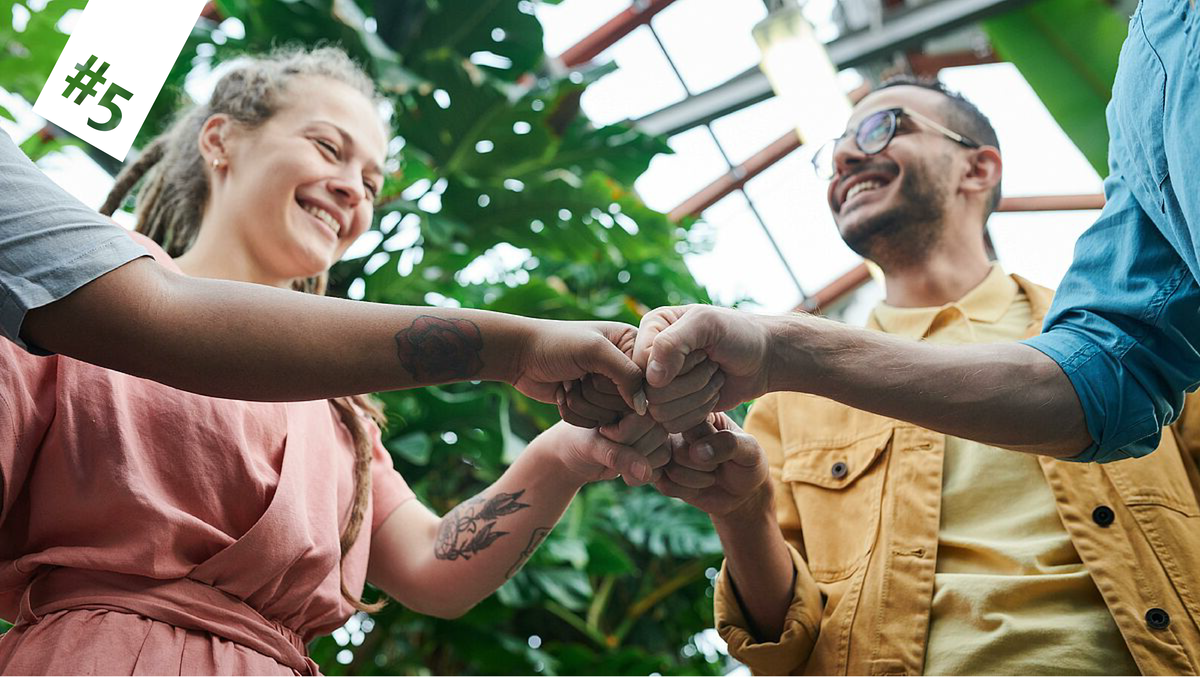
[653,413,769,517]
[635,305,773,412]
[557,374,630,429]
[545,421,664,488]
[644,352,725,433]
[596,411,672,479]
[512,320,648,415]
[556,351,718,431]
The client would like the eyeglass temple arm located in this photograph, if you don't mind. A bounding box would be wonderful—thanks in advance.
[903,108,981,148]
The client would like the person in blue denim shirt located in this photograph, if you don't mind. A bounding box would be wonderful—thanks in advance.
[1023,0,1200,461]
[629,0,1200,463]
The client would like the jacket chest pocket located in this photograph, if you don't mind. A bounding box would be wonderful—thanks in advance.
[781,427,892,582]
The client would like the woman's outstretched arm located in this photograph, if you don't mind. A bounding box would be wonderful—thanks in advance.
[21,257,648,410]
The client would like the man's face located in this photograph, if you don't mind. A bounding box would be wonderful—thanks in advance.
[825,86,958,268]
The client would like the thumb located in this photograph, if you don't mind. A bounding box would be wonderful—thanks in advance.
[682,418,719,445]
[728,430,764,468]
[595,439,654,485]
[634,306,685,370]
[645,309,709,388]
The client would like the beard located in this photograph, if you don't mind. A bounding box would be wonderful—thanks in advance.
[836,162,948,271]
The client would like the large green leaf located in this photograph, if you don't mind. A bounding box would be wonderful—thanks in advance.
[983,0,1128,176]
[0,0,88,102]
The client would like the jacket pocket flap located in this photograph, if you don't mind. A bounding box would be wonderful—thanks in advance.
[781,427,893,489]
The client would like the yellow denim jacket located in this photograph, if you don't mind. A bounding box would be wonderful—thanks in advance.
[715,275,1200,675]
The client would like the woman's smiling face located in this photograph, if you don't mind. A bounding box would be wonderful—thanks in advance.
[212,75,388,283]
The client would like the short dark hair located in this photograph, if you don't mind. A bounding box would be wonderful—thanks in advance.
[874,75,1002,216]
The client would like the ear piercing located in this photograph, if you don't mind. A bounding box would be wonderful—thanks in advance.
[212,158,225,170]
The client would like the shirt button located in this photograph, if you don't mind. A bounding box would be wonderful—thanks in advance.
[831,461,848,479]
[1145,608,1171,630]
[1092,505,1115,527]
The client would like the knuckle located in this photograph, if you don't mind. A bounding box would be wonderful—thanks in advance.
[604,446,618,468]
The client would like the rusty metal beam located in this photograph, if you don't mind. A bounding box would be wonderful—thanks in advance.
[559,0,681,68]
[996,193,1106,212]
[800,264,872,313]
[200,1,221,21]
[668,131,801,222]
[797,192,1106,313]
[636,0,1031,138]
[907,48,999,76]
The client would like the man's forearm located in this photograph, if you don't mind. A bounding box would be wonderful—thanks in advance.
[768,314,1091,457]
[711,488,796,643]
[22,258,527,401]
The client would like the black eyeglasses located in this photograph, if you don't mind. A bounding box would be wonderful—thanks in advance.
[812,107,980,181]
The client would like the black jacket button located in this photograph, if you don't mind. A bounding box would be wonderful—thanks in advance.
[1092,505,1115,527]
[1146,608,1170,630]
[831,461,848,479]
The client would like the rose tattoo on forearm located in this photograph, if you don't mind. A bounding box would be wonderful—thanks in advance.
[435,490,531,561]
[395,315,485,383]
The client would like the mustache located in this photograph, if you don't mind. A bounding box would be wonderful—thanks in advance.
[832,160,901,210]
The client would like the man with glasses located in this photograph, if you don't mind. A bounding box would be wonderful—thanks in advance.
[636,1,1200,465]
[642,78,1199,673]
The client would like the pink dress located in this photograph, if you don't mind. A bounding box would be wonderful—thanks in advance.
[0,233,415,675]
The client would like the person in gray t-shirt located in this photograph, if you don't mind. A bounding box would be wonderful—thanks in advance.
[0,128,652,413]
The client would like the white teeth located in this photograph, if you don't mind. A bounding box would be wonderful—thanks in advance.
[846,180,883,202]
[302,204,341,236]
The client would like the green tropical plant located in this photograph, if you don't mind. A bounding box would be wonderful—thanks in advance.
[0,0,732,673]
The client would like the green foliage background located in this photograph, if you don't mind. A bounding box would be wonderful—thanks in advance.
[0,0,733,673]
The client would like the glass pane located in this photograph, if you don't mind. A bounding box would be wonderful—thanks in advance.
[536,0,635,59]
[939,63,1104,195]
[635,126,729,213]
[579,26,689,125]
[828,277,884,327]
[988,210,1100,289]
[650,0,767,94]
[685,191,805,312]
[709,96,797,167]
[36,146,120,211]
[939,62,1104,288]
[742,151,862,293]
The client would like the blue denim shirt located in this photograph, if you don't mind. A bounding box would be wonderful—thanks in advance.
[1023,0,1200,462]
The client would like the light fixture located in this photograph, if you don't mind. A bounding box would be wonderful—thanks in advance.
[754,1,886,292]
[753,0,852,148]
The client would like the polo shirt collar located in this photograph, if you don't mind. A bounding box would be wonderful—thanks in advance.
[867,265,1017,339]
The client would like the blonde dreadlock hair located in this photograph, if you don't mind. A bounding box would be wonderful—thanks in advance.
[100,45,388,613]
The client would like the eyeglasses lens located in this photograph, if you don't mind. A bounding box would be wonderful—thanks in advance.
[857,110,895,154]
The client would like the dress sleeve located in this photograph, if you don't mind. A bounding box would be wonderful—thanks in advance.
[367,423,416,533]
[0,338,58,524]
[712,395,823,675]
[0,129,146,353]
[1023,165,1200,463]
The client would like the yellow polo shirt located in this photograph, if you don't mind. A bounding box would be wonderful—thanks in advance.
[870,266,1140,675]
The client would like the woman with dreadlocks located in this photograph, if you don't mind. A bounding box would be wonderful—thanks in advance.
[0,46,713,674]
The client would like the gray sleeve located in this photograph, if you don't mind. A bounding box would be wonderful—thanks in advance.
[0,128,147,352]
